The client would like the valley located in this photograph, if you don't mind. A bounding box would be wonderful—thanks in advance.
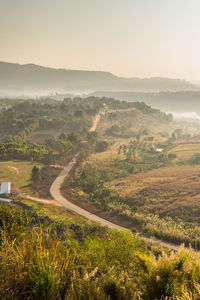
[1,96,200,298]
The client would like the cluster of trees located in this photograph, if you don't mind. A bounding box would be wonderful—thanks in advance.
[118,140,157,160]
[78,132,109,163]
[117,139,170,170]
[45,132,80,160]
[1,97,173,142]
[0,139,50,162]
[0,96,106,140]
[0,132,80,164]
[17,119,39,142]
[74,159,132,211]
[0,96,119,165]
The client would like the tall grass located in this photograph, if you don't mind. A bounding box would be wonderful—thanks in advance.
[2,204,200,299]
[138,247,200,299]
[0,226,75,300]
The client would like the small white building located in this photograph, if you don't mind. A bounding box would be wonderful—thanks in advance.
[156,148,164,152]
[0,182,11,195]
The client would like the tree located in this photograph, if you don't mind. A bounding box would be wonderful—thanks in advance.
[87,132,97,146]
[59,133,67,140]
[95,140,108,152]
[78,147,91,162]
[171,128,183,140]
[31,166,41,183]
[56,140,73,156]
[191,153,200,165]
[67,133,80,144]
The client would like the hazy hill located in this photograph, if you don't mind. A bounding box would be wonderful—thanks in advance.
[0,61,198,96]
[92,91,200,114]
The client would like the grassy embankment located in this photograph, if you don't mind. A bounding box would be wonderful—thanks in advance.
[2,202,200,299]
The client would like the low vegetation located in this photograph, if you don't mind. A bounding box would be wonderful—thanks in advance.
[1,203,200,299]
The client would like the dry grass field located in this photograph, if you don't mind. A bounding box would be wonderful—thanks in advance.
[97,109,180,137]
[109,165,200,222]
[169,140,200,163]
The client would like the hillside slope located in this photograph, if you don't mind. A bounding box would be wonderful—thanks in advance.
[92,91,200,113]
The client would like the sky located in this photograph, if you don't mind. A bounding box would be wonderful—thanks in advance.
[0,0,200,80]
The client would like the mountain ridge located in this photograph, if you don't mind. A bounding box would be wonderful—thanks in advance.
[0,61,198,96]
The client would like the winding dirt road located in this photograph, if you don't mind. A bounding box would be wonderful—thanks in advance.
[50,110,195,251]
[50,159,123,230]
[50,112,124,230]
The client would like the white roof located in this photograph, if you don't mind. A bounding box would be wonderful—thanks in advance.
[156,148,164,152]
[0,182,11,194]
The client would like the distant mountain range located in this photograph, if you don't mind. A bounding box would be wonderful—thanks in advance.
[0,61,199,97]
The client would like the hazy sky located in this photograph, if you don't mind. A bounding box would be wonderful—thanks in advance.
[1,0,200,80]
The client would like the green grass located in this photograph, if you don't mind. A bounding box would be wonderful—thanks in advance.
[19,198,87,225]
[0,161,42,194]
[0,167,14,179]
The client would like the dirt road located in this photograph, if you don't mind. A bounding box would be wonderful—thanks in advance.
[50,112,124,230]
[50,158,123,230]
[89,112,103,132]
[8,166,20,174]
[50,110,192,251]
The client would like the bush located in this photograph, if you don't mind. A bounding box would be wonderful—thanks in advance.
[95,140,109,152]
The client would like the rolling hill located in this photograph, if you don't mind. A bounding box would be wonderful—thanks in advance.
[92,90,200,114]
